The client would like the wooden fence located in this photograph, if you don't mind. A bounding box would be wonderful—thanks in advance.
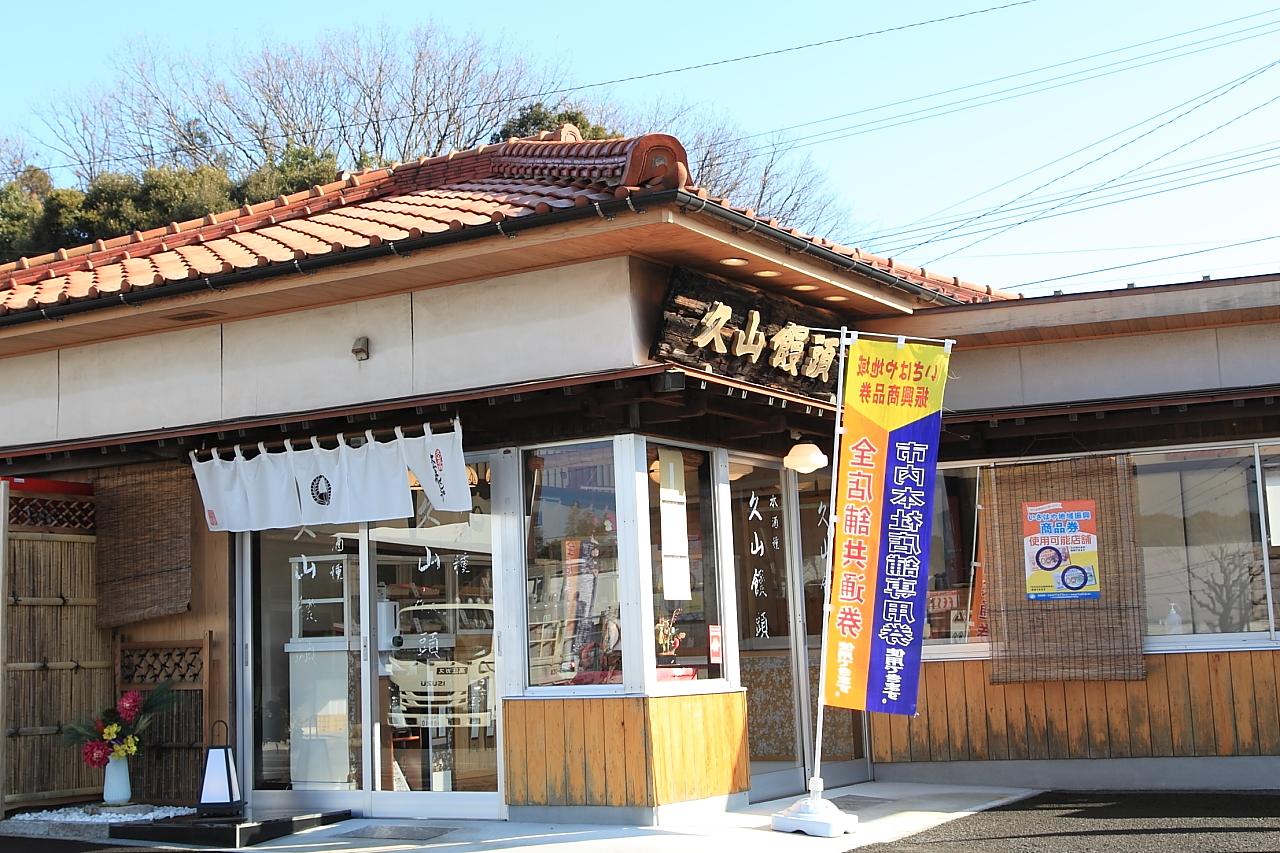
[870,651,1280,763]
[2,484,113,808]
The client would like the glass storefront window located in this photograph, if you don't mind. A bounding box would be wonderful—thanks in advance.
[524,442,624,687]
[925,468,985,644]
[1136,447,1269,635]
[646,445,722,681]
[369,461,497,792]
[252,523,363,790]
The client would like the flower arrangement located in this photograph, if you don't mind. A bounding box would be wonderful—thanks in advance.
[64,681,176,768]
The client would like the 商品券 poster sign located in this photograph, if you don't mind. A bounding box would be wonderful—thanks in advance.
[1022,500,1102,600]
[823,337,950,716]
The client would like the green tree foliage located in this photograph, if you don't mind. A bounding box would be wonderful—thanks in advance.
[491,102,613,144]
[237,147,339,205]
[0,148,338,264]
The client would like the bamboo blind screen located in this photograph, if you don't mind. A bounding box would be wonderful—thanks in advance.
[93,464,192,628]
[983,455,1146,683]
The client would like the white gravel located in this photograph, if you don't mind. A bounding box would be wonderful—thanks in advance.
[10,805,196,823]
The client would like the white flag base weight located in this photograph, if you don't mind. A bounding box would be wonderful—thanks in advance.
[770,778,857,838]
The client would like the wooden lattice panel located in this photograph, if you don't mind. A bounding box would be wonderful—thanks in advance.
[8,496,95,534]
[119,645,205,689]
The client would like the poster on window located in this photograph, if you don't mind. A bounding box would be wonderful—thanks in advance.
[822,336,951,716]
[1022,500,1101,600]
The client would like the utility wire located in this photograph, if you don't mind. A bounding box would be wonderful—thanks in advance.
[872,157,1280,253]
[867,143,1280,250]
[861,135,1280,245]
[724,10,1280,148]
[691,20,1280,178]
[885,57,1280,259]
[0,0,1042,180]
[920,81,1280,265]
[1011,233,1280,290]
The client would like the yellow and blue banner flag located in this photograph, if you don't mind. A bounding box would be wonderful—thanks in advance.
[823,336,951,715]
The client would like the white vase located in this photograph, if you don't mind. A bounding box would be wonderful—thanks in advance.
[103,755,131,805]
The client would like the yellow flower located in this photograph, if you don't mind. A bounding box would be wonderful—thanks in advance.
[123,735,138,756]
[102,723,120,740]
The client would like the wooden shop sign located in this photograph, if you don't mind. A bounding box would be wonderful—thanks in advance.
[653,267,844,400]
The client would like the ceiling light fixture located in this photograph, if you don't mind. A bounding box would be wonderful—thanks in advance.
[719,257,749,267]
[822,295,848,302]
[783,442,829,474]
[754,270,782,278]
[792,284,819,292]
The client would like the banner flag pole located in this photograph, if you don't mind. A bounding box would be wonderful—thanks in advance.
[772,326,854,838]
[773,328,955,838]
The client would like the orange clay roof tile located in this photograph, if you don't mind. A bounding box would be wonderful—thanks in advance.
[0,124,1009,318]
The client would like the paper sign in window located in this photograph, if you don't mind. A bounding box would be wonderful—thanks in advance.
[658,448,692,601]
[1266,467,1280,548]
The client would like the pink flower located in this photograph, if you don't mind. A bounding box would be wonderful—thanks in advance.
[116,691,144,724]
[81,739,111,769]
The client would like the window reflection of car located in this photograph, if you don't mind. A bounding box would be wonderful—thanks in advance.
[388,603,494,727]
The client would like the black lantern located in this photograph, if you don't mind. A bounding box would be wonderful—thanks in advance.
[198,720,244,817]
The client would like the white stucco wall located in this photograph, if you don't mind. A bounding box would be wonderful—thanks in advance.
[0,350,60,447]
[946,324,1280,412]
[410,257,638,394]
[0,257,648,451]
[58,326,223,438]
[222,294,415,420]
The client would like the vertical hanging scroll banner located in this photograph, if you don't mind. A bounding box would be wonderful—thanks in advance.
[823,336,951,715]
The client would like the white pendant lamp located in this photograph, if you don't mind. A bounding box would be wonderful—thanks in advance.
[783,442,829,474]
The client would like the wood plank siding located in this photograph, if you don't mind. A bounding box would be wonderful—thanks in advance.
[504,691,749,808]
[871,652,1280,762]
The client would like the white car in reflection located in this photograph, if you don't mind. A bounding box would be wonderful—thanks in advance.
[388,603,495,729]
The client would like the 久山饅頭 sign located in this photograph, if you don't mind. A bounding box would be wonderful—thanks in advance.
[823,337,950,716]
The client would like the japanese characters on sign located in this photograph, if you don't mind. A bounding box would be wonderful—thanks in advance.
[744,486,784,640]
[693,307,838,383]
[653,267,843,400]
[823,337,951,716]
[1022,500,1102,600]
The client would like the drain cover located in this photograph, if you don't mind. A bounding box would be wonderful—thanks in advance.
[341,824,456,841]
[829,795,892,812]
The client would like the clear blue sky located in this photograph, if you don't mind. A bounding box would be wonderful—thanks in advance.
[2,0,1277,296]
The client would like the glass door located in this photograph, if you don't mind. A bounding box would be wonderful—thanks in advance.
[366,452,504,816]
[728,459,808,801]
[242,451,510,819]
[250,523,364,798]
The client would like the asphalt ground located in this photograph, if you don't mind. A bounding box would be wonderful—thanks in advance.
[3,792,1279,853]
[857,791,1280,853]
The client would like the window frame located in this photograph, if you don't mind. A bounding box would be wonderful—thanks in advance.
[926,438,1280,661]
[635,435,740,697]
[515,435,636,698]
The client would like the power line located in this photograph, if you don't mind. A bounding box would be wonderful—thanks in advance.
[693,19,1280,180]
[920,80,1280,265]
[867,143,1280,251]
[962,240,1270,258]
[873,157,1280,254]
[1011,233,1280,290]
[0,0,1043,180]
[860,135,1280,244]
[725,9,1280,148]
[883,57,1280,260]
[1031,258,1276,286]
